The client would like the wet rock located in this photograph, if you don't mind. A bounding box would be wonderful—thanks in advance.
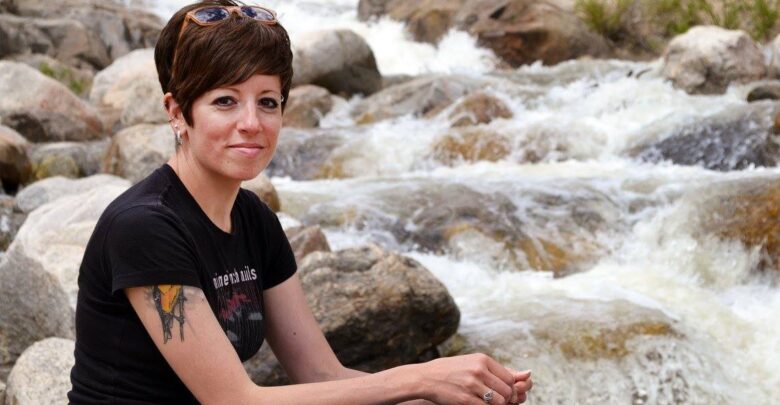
[89,48,166,132]
[746,81,780,102]
[4,337,74,404]
[14,174,129,214]
[441,91,513,127]
[284,225,331,263]
[303,181,624,276]
[0,61,103,142]
[103,124,174,184]
[360,0,463,43]
[0,181,128,372]
[264,127,348,180]
[685,176,780,274]
[242,174,280,212]
[662,26,766,95]
[628,102,780,171]
[429,127,512,164]
[0,14,110,70]
[283,85,337,128]
[10,54,93,97]
[0,195,26,251]
[28,139,110,180]
[293,29,381,97]
[439,298,728,403]
[457,0,611,67]
[0,125,32,193]
[352,75,485,124]
[246,244,459,384]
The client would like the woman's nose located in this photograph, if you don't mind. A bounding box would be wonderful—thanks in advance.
[236,104,261,133]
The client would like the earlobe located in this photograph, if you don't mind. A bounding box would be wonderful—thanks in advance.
[163,92,182,121]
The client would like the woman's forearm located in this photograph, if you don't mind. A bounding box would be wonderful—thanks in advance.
[243,364,425,405]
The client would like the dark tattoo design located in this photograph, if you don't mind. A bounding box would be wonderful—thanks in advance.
[151,285,186,343]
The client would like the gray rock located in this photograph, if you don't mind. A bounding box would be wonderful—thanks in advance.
[15,174,129,214]
[4,337,74,405]
[0,182,128,373]
[264,127,348,180]
[283,85,336,128]
[103,124,173,184]
[293,29,381,97]
[352,75,486,124]
[0,125,32,193]
[629,102,780,171]
[769,34,780,79]
[662,26,766,95]
[0,61,103,142]
[9,54,93,97]
[0,380,5,404]
[284,225,331,264]
[0,13,109,69]
[90,48,166,132]
[29,139,110,180]
[245,244,459,384]
[0,195,26,252]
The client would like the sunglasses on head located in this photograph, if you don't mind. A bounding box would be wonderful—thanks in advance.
[173,5,278,70]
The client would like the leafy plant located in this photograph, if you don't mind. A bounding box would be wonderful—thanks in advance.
[575,0,634,42]
[38,61,88,95]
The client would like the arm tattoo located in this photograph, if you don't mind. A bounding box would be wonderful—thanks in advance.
[150,284,187,343]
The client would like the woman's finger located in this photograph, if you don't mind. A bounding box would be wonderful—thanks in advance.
[514,377,533,393]
[476,384,507,405]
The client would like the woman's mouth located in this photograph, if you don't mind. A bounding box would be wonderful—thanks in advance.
[228,143,264,157]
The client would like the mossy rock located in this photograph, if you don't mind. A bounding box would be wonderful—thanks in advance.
[33,154,80,180]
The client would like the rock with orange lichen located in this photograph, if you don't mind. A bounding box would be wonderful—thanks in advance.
[438,91,513,127]
[429,128,512,165]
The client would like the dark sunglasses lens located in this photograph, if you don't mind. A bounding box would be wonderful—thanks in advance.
[241,6,274,21]
[193,7,230,23]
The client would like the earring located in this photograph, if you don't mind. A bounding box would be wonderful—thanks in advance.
[175,130,183,146]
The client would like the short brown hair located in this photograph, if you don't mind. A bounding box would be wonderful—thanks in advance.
[155,0,293,126]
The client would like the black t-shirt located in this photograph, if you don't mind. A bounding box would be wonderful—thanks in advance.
[68,164,297,404]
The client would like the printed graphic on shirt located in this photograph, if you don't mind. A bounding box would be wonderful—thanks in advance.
[212,265,265,359]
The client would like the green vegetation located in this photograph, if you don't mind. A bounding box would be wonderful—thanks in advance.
[575,0,780,46]
[38,61,89,96]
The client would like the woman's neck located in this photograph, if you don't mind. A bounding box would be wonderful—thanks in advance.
[167,155,240,233]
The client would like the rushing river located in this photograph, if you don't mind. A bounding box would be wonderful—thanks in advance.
[123,1,780,403]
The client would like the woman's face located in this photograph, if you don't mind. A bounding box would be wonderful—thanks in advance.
[181,73,283,182]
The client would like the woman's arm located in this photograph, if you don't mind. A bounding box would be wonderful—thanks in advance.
[126,280,528,404]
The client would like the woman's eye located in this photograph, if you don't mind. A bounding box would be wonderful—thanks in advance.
[214,96,235,107]
[259,97,280,110]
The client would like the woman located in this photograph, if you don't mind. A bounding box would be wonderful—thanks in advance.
[68,1,532,403]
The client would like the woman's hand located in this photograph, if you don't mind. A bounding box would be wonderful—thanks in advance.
[413,353,521,405]
[508,369,533,404]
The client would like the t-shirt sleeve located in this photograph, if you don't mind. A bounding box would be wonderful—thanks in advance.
[105,205,202,294]
[253,196,297,290]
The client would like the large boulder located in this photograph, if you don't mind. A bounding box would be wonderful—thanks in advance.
[359,0,610,66]
[14,174,129,214]
[283,85,338,128]
[661,26,766,95]
[292,29,381,97]
[0,125,31,193]
[10,53,93,97]
[440,297,730,403]
[103,124,173,184]
[0,13,110,70]
[629,102,780,171]
[0,61,103,142]
[4,337,74,404]
[264,127,349,180]
[89,48,166,132]
[246,244,459,384]
[0,179,129,374]
[6,0,162,64]
[28,139,110,181]
[352,75,486,124]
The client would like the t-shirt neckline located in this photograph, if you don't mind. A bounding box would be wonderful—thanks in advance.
[160,163,240,238]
